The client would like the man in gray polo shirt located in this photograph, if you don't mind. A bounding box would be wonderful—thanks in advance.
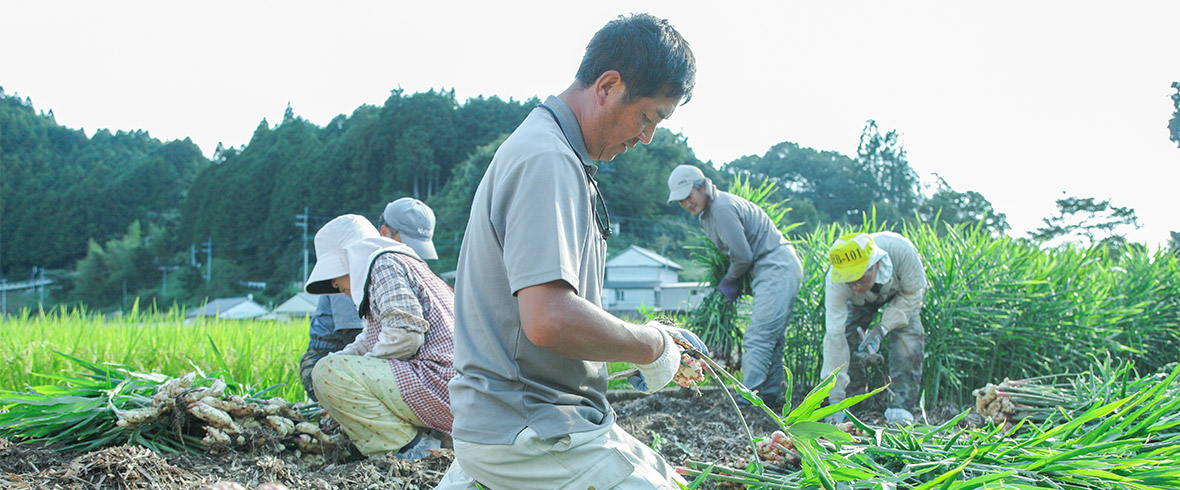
[667,164,804,413]
[436,13,704,490]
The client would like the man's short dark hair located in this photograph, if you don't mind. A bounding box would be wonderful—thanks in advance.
[376,216,396,236]
[575,13,696,104]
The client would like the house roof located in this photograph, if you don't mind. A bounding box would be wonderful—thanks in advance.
[605,245,683,270]
[187,297,264,317]
[271,292,318,314]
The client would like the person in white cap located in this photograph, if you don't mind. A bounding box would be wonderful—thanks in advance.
[298,198,439,402]
[667,164,804,414]
[436,13,707,490]
[823,231,927,425]
[304,214,455,459]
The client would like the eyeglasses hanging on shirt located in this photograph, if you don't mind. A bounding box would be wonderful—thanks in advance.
[538,104,613,242]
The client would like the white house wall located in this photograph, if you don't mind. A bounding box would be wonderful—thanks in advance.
[615,289,657,310]
[658,287,709,312]
[607,267,681,283]
[609,267,657,282]
[603,245,692,317]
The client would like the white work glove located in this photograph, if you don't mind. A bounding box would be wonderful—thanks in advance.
[631,326,682,394]
[629,322,708,393]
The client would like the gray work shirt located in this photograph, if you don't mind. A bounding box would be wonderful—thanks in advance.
[700,182,789,283]
[307,294,362,351]
[449,96,612,444]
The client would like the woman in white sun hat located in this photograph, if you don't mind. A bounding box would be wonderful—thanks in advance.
[304,214,455,459]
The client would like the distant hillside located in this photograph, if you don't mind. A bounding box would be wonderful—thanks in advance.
[176,89,542,286]
[0,88,208,275]
[2,84,1007,310]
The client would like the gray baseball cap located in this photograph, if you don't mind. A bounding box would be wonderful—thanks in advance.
[382,197,438,260]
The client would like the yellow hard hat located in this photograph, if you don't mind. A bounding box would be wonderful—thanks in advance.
[828,232,877,283]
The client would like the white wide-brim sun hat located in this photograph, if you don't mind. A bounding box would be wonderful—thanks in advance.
[304,215,379,295]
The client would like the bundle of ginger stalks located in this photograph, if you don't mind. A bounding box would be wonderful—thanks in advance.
[972,374,1074,425]
[970,356,1177,427]
[0,352,336,457]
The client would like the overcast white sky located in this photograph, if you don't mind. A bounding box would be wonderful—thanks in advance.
[3,1,1177,247]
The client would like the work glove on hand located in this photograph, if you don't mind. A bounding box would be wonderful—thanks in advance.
[662,324,709,387]
[718,278,740,302]
[628,323,709,393]
[629,326,681,394]
[662,324,709,356]
[856,323,887,355]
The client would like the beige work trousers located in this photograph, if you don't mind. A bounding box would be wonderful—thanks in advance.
[434,423,685,490]
[311,355,423,455]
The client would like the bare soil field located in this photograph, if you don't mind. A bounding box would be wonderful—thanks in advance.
[0,386,970,489]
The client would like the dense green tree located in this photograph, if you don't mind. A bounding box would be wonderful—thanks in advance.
[428,137,504,273]
[176,265,205,299]
[857,120,921,215]
[783,200,822,237]
[454,95,536,156]
[919,175,1009,235]
[178,90,533,286]
[178,113,325,288]
[74,221,166,307]
[0,93,207,276]
[1030,195,1140,247]
[725,123,981,237]
[8,83,1037,309]
[725,141,873,222]
[382,90,457,199]
[595,129,711,266]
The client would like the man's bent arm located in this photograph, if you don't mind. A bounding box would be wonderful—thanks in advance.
[518,280,663,365]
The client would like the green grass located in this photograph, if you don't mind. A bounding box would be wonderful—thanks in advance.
[683,174,1180,409]
[0,305,690,395]
[780,217,1180,408]
[0,302,309,402]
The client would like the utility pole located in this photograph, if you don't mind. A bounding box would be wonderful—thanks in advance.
[159,265,178,296]
[1,278,6,316]
[296,207,309,283]
[202,239,213,281]
[190,244,197,266]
